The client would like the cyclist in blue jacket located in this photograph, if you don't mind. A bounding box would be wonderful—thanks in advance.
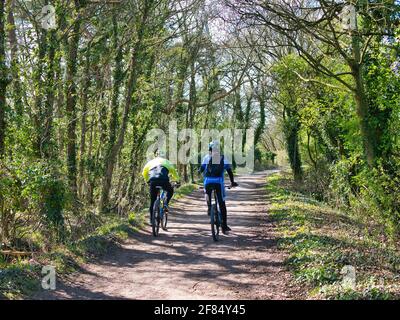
[200,141,238,234]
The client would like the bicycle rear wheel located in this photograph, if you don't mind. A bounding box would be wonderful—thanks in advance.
[210,203,220,242]
[152,199,161,236]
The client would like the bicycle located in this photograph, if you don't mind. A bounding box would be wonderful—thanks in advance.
[151,182,179,237]
[205,184,238,242]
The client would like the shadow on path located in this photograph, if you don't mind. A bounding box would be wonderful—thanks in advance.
[34,170,295,300]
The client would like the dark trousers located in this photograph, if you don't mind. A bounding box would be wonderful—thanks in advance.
[149,180,174,219]
[205,183,228,228]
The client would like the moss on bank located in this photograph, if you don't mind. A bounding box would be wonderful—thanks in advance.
[267,172,400,300]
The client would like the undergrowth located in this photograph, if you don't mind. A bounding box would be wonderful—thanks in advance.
[1,182,197,300]
[266,172,400,300]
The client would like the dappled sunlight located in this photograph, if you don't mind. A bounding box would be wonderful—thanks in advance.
[34,172,294,300]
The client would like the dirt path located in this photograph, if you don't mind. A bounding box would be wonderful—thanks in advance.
[34,171,298,300]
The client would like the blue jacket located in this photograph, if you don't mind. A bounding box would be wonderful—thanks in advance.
[200,154,231,186]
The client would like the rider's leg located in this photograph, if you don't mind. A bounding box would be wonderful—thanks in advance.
[163,181,174,206]
[215,184,229,230]
[205,184,213,215]
[149,181,158,222]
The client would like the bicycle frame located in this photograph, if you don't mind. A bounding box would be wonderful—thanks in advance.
[206,186,223,241]
[155,188,167,220]
[152,185,175,236]
[202,183,236,241]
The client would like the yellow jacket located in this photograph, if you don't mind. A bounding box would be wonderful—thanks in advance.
[142,157,179,182]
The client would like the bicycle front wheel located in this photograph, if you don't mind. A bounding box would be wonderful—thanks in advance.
[152,199,161,236]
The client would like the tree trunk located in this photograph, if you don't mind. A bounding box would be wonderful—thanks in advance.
[86,105,97,205]
[307,131,317,169]
[33,28,48,157]
[65,1,84,202]
[42,29,57,159]
[98,2,151,213]
[350,20,377,167]
[353,64,376,167]
[7,0,22,120]
[188,57,197,183]
[242,94,252,149]
[284,110,303,183]
[234,86,244,125]
[0,0,5,157]
[0,0,7,246]
[254,93,266,144]
[107,14,123,156]
[78,47,91,196]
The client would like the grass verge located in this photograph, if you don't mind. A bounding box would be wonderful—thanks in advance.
[0,182,197,300]
[267,172,400,300]
[0,213,145,300]
[173,183,198,201]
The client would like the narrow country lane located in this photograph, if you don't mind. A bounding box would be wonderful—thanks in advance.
[34,171,298,300]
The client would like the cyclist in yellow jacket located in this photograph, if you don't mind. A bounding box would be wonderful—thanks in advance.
[142,152,179,224]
